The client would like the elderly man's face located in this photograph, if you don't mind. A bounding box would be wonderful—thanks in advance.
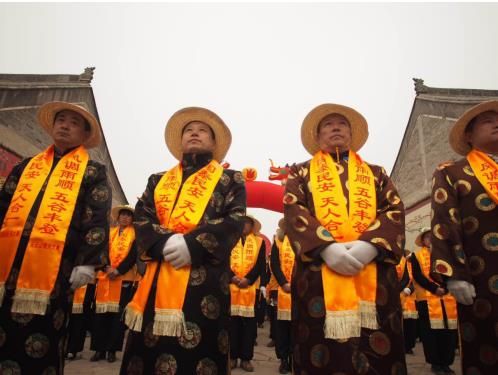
[317,113,352,154]
[465,111,498,153]
[52,110,90,151]
[181,121,216,155]
[118,210,133,227]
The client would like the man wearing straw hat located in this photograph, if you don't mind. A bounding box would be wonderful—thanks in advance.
[229,215,266,372]
[270,218,294,374]
[284,103,407,374]
[0,101,111,373]
[410,227,457,374]
[120,107,246,375]
[430,101,498,375]
[90,205,138,363]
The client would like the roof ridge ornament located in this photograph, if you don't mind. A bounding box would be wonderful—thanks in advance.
[413,78,428,95]
[79,67,95,83]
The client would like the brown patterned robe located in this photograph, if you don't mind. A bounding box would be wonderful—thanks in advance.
[284,153,407,375]
[431,157,498,375]
[120,152,246,375]
[0,149,111,374]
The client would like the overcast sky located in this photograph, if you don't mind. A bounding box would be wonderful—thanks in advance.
[2,2,498,239]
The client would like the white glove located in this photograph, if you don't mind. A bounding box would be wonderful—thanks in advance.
[403,288,412,296]
[321,243,364,276]
[69,265,95,290]
[343,240,378,265]
[447,280,476,305]
[163,234,191,269]
[260,286,267,299]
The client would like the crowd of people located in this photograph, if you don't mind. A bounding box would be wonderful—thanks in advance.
[0,99,496,374]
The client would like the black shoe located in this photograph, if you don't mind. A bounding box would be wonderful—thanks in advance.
[279,358,291,374]
[441,366,455,374]
[431,365,444,374]
[107,351,116,363]
[405,349,414,355]
[90,351,105,362]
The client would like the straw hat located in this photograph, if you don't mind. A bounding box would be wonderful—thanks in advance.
[111,205,135,222]
[165,107,232,162]
[415,227,431,247]
[37,101,101,149]
[245,215,262,234]
[449,100,498,155]
[301,103,369,155]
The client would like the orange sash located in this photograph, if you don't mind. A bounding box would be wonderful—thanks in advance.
[416,247,457,329]
[0,145,88,315]
[467,149,498,204]
[310,150,378,339]
[396,257,418,319]
[125,160,223,336]
[96,225,135,313]
[277,235,295,321]
[230,234,262,317]
[72,285,88,314]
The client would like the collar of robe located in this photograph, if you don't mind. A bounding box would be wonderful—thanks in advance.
[181,152,213,170]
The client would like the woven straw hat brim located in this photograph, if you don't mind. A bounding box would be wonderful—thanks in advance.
[165,107,232,162]
[449,100,498,155]
[301,103,369,155]
[37,101,101,149]
[111,205,135,222]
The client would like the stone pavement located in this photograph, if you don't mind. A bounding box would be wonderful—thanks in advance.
[65,325,462,375]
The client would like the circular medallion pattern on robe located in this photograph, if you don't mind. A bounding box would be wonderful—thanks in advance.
[376,284,388,306]
[489,275,498,295]
[475,193,496,211]
[462,216,479,235]
[460,322,477,342]
[11,313,33,327]
[189,266,207,286]
[41,367,56,375]
[369,331,391,355]
[296,322,310,343]
[454,179,472,196]
[296,276,309,298]
[386,190,401,205]
[155,353,177,375]
[144,322,159,348]
[371,237,392,251]
[84,165,98,180]
[196,233,218,253]
[386,210,402,224]
[310,344,330,368]
[283,192,298,205]
[294,216,309,233]
[434,260,452,276]
[126,355,144,375]
[152,224,169,235]
[482,232,498,251]
[448,208,461,224]
[220,174,230,186]
[479,345,497,366]
[217,329,229,355]
[0,326,5,348]
[85,227,106,246]
[307,296,325,318]
[389,313,402,335]
[292,240,302,254]
[196,358,218,375]
[316,226,333,241]
[201,295,220,320]
[82,206,93,224]
[91,185,110,203]
[473,298,492,319]
[469,256,485,276]
[178,321,202,349]
[0,360,21,375]
[52,309,65,330]
[25,333,50,359]
[433,224,449,240]
[434,188,448,204]
[351,351,370,374]
[366,219,381,232]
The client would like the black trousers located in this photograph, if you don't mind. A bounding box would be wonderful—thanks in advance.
[90,282,134,353]
[256,297,267,326]
[66,284,95,354]
[275,319,292,360]
[230,316,257,361]
[267,304,277,340]
[416,301,457,367]
[402,318,417,352]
